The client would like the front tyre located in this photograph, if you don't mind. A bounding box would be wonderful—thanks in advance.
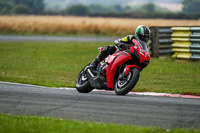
[114,68,140,95]
[75,64,93,93]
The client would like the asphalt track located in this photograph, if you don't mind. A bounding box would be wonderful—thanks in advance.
[0,35,118,42]
[0,82,200,129]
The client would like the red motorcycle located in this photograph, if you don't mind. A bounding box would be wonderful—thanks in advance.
[75,39,150,95]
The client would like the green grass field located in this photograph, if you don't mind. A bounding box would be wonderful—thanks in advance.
[0,41,200,95]
[0,41,200,132]
[1,113,200,133]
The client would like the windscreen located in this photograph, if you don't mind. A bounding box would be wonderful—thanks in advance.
[138,40,148,51]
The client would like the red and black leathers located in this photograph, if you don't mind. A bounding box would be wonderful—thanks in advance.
[90,35,148,70]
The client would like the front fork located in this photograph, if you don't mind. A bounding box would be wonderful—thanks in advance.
[123,65,141,76]
[118,64,141,81]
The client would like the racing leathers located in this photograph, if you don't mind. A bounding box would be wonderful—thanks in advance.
[90,35,137,70]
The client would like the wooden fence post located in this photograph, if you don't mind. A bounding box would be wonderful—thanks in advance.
[150,27,159,58]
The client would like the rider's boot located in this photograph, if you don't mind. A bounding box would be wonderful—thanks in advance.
[90,56,101,71]
[89,45,116,71]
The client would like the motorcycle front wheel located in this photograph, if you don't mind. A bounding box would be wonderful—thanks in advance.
[114,67,140,95]
[75,64,93,93]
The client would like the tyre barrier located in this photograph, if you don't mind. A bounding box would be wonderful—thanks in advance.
[150,26,200,60]
[171,27,200,59]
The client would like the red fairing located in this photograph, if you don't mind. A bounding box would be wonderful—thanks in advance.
[124,65,141,76]
[105,39,150,89]
[131,39,150,64]
[122,39,150,75]
[105,51,132,89]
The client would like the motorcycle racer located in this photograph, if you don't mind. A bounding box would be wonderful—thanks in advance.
[90,25,151,71]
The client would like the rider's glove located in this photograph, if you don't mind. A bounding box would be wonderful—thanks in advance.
[114,40,125,48]
[116,42,129,50]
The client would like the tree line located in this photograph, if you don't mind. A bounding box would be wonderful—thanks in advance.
[0,0,44,14]
[0,0,200,19]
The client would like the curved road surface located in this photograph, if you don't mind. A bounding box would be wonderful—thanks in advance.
[0,82,200,129]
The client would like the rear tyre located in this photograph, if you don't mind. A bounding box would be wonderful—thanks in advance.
[114,68,140,95]
[75,64,93,93]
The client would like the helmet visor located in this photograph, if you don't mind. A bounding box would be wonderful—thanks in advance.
[140,34,150,43]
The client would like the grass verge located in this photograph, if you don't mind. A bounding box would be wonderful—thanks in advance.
[1,113,200,133]
[0,41,199,95]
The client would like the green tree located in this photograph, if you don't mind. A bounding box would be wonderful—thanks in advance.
[0,0,44,14]
[143,3,156,12]
[0,0,13,13]
[112,5,124,12]
[182,0,200,14]
[64,4,91,16]
[10,4,31,14]
[89,4,105,13]
[12,0,44,14]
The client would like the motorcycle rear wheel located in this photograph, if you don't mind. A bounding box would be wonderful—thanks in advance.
[75,64,93,93]
[114,67,140,95]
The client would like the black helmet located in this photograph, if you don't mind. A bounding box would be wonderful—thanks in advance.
[135,25,151,43]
